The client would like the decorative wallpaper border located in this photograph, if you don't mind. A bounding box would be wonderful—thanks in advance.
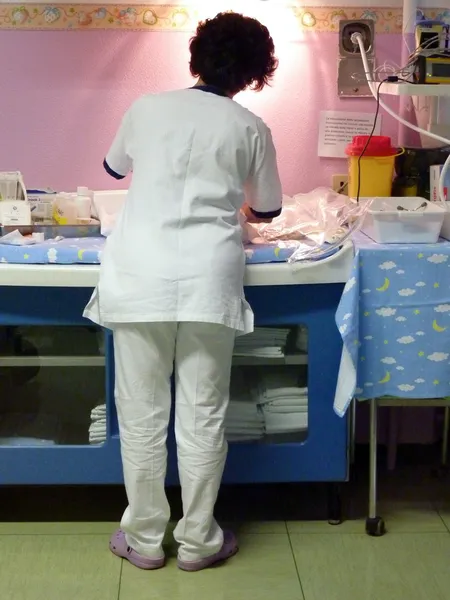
[0,4,448,32]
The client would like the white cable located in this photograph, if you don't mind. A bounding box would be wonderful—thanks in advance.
[352,32,450,204]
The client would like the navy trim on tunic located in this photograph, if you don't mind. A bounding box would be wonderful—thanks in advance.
[190,85,228,97]
[103,159,126,180]
[250,207,282,219]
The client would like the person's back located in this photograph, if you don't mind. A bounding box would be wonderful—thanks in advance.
[84,11,283,573]
[99,87,279,326]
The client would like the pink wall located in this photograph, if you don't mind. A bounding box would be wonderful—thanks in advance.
[0,30,402,194]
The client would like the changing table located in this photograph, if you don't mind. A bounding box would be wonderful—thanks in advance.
[0,241,353,522]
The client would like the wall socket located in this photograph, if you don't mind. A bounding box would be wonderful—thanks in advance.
[332,174,349,194]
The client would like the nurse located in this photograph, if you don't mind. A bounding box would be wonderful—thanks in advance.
[84,11,282,572]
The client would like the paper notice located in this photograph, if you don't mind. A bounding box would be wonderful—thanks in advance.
[318,111,382,158]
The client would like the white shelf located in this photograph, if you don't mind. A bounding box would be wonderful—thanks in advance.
[381,83,450,97]
[232,354,307,366]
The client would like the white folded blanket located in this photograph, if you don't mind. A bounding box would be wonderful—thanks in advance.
[264,412,308,435]
[258,389,308,403]
[263,405,308,414]
[91,404,107,420]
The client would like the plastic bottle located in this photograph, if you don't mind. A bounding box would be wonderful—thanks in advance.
[53,193,77,225]
[76,187,92,220]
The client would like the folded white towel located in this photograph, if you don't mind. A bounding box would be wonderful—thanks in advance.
[91,405,107,419]
[234,347,284,357]
[89,423,107,436]
[263,412,308,435]
[263,405,308,414]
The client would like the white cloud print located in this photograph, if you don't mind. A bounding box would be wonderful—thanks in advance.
[381,357,396,364]
[364,335,373,340]
[379,261,396,270]
[396,270,405,275]
[343,276,356,294]
[416,331,425,336]
[398,288,416,297]
[343,313,352,321]
[398,384,415,392]
[415,281,426,287]
[397,336,415,344]
[396,366,405,371]
[376,308,397,317]
[396,316,407,322]
[435,304,450,313]
[427,352,449,362]
[415,378,425,383]
[362,289,371,294]
[338,324,347,335]
[427,254,448,264]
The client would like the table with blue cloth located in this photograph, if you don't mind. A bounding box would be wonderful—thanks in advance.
[335,231,450,535]
[335,232,450,416]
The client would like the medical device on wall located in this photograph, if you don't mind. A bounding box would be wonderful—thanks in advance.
[415,21,448,52]
[414,54,450,85]
[337,20,375,97]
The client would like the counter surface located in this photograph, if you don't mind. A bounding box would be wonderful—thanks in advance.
[0,242,354,288]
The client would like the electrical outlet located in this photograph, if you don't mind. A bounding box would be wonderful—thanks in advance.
[332,175,349,194]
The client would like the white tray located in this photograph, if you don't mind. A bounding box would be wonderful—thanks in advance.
[361,197,445,244]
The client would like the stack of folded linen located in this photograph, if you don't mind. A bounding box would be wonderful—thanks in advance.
[89,404,107,444]
[254,370,308,434]
[225,371,264,442]
[233,328,291,358]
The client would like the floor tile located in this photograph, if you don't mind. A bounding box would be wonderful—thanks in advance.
[0,534,121,600]
[0,521,118,535]
[288,500,447,534]
[119,533,303,600]
[290,533,450,600]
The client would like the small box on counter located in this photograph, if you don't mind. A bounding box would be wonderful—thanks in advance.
[0,201,32,226]
[26,189,57,224]
[430,165,450,201]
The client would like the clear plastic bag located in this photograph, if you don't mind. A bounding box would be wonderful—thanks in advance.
[242,188,372,263]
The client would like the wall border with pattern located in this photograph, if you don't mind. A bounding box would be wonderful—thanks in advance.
[0,4,448,32]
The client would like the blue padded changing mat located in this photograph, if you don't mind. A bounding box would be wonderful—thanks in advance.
[0,237,297,265]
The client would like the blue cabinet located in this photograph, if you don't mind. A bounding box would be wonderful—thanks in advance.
[0,284,347,485]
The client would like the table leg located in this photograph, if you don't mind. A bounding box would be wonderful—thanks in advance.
[327,482,343,525]
[349,398,356,466]
[441,406,450,467]
[366,398,385,536]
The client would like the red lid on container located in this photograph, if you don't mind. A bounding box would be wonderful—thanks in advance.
[345,135,397,157]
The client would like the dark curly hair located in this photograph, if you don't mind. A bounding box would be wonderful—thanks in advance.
[189,12,278,95]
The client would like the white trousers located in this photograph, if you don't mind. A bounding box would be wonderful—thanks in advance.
[113,322,235,562]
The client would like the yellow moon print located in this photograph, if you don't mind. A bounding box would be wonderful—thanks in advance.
[379,372,391,384]
[77,249,86,260]
[376,278,390,292]
[274,247,280,258]
[432,319,447,333]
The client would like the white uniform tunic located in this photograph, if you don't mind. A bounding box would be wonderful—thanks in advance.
[84,87,282,333]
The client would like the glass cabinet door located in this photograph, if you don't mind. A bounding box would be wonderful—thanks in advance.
[0,325,106,446]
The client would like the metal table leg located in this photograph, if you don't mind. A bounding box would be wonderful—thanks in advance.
[365,397,385,536]
[349,398,356,466]
[442,406,450,467]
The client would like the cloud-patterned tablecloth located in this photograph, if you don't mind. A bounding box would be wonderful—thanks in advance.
[334,232,450,417]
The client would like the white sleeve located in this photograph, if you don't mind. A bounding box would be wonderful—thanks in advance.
[103,110,132,180]
[246,120,283,218]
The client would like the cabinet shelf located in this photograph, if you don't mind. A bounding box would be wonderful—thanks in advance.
[0,356,105,367]
[232,353,307,366]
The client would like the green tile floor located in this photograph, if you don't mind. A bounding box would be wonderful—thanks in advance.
[2,465,450,599]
